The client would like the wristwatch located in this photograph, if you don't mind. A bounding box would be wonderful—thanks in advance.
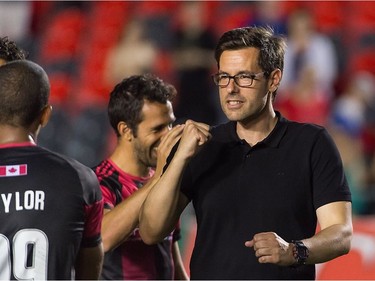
[292,240,309,265]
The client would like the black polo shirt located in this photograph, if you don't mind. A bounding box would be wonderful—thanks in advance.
[180,112,351,280]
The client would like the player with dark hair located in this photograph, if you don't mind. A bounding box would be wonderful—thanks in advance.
[94,74,188,280]
[0,60,104,279]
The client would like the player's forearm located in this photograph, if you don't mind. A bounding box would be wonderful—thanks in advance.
[75,244,104,279]
[139,155,188,244]
[301,201,353,264]
[302,222,352,264]
[101,180,156,252]
[140,121,209,244]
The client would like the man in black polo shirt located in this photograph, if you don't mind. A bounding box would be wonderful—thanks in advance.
[139,26,352,280]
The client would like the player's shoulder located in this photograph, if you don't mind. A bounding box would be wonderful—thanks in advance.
[39,148,99,190]
[41,148,93,175]
[50,150,102,202]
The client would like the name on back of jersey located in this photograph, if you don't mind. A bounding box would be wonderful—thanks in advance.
[1,190,45,213]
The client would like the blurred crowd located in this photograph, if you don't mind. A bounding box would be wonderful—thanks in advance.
[1,1,374,215]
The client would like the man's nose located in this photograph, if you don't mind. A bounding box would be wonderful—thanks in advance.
[226,77,238,93]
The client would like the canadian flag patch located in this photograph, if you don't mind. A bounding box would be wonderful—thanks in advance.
[0,164,28,177]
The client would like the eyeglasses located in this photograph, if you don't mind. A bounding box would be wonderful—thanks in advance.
[212,71,265,87]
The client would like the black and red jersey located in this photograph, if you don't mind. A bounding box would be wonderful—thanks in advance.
[94,159,180,280]
[0,142,103,280]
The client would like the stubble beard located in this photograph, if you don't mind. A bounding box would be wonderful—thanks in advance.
[133,141,157,169]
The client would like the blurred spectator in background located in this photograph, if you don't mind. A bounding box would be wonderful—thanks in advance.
[358,72,375,214]
[329,126,368,215]
[171,1,222,125]
[277,66,330,126]
[246,1,288,35]
[279,8,338,104]
[0,36,27,65]
[104,18,158,87]
[365,154,375,214]
[135,2,177,51]
[329,71,375,215]
[361,75,375,166]
[330,71,375,139]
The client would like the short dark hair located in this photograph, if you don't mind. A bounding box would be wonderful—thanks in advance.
[0,36,27,62]
[214,26,286,77]
[0,60,50,127]
[108,74,177,137]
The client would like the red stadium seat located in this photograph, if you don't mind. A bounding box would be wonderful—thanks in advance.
[48,72,72,104]
[304,1,344,35]
[39,8,85,63]
[349,49,375,75]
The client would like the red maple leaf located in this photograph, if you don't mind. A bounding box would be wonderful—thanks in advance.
[8,167,17,173]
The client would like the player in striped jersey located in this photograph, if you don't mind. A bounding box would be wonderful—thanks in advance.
[94,74,188,280]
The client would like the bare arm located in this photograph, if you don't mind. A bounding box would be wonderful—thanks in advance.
[245,201,353,266]
[303,201,352,263]
[139,120,211,244]
[172,241,189,280]
[102,125,184,252]
[75,243,104,279]
[101,177,160,252]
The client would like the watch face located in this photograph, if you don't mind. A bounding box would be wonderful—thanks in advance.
[296,242,309,264]
[298,246,308,258]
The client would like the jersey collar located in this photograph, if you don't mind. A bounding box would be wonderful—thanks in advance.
[0,141,36,149]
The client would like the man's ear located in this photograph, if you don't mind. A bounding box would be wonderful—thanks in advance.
[40,105,52,128]
[268,69,282,93]
[118,121,133,141]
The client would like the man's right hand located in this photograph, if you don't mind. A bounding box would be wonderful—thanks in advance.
[175,120,211,161]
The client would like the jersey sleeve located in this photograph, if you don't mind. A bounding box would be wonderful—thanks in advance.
[312,128,352,209]
[79,167,104,248]
[94,161,124,209]
[82,198,103,247]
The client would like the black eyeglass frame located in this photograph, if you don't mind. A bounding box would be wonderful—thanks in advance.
[212,71,266,88]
